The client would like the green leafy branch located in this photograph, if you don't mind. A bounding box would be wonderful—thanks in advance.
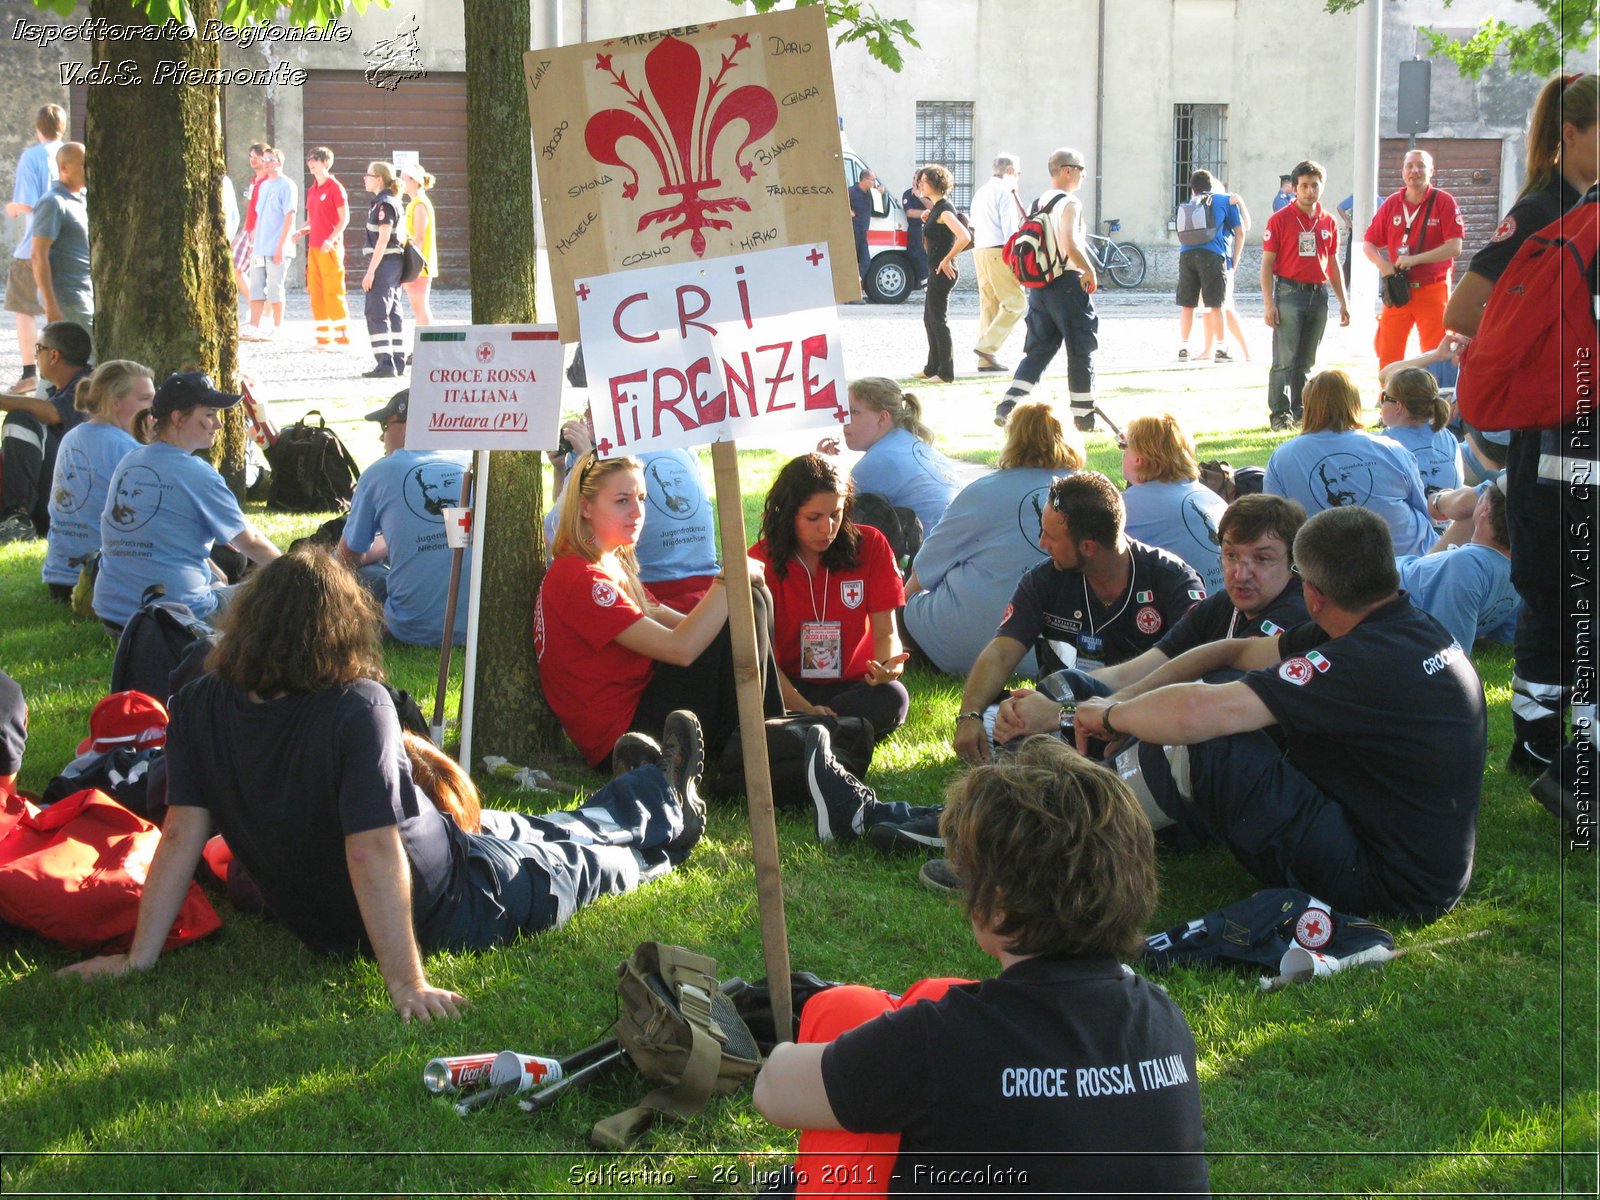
[743,0,920,72]
[1324,0,1594,79]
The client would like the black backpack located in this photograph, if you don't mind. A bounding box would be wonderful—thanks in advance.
[110,586,214,704]
[265,411,361,513]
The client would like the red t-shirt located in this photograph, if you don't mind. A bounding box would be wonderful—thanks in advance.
[749,524,905,683]
[305,176,349,247]
[1362,187,1464,287]
[534,555,655,766]
[243,174,262,233]
[1262,203,1338,284]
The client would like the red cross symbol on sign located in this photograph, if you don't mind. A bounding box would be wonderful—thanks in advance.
[596,438,613,455]
[452,509,473,539]
[575,283,592,301]
[806,247,825,267]
[832,406,848,423]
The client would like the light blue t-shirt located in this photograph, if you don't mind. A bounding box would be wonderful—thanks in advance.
[1379,423,1464,496]
[544,449,718,584]
[94,441,248,626]
[342,448,473,646]
[850,427,961,538]
[1264,429,1436,556]
[903,466,1059,677]
[11,138,61,260]
[30,182,92,315]
[1397,545,1519,648]
[1122,479,1227,593]
[250,175,298,259]
[43,421,139,587]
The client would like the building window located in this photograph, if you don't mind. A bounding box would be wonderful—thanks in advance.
[1172,103,1228,211]
[915,101,974,210]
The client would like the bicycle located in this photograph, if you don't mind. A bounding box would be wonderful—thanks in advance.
[1083,219,1146,288]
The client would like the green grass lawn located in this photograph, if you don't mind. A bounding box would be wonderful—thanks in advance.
[0,356,1595,1196]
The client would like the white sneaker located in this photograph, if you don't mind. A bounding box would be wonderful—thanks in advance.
[239,324,266,342]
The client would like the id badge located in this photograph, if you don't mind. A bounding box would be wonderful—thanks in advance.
[1297,230,1317,256]
[800,621,843,679]
[1077,633,1105,672]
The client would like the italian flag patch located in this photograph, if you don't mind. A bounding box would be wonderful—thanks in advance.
[1260,620,1282,635]
[1136,590,1154,603]
[1187,589,1204,600]
[1306,650,1331,672]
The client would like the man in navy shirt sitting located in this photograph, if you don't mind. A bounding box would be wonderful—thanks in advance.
[1001,505,1485,921]
[0,319,90,541]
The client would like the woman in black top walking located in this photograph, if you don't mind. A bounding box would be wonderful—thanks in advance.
[913,164,972,384]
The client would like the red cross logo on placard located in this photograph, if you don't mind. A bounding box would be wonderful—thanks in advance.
[596,438,613,455]
[806,247,825,267]
[452,509,473,540]
[476,342,494,363]
[833,406,848,424]
[575,283,592,301]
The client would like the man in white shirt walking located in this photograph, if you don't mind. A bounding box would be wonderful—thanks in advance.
[969,153,1027,373]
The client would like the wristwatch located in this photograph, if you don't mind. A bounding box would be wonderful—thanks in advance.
[1102,702,1122,738]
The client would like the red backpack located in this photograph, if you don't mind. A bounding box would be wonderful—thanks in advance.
[1457,193,1598,432]
[1003,193,1069,287]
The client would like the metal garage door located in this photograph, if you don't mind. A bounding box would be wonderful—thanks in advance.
[1380,138,1502,260]
[302,71,471,287]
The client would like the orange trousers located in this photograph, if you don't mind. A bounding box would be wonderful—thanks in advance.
[1374,277,1448,367]
[305,246,349,343]
[793,977,972,1197]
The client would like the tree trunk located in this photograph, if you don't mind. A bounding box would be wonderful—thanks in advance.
[462,0,560,761]
[85,0,244,489]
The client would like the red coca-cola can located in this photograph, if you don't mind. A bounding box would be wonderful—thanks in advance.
[423,1053,498,1095]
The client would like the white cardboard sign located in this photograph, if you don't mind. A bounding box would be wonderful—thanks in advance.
[577,244,848,458]
[406,325,566,451]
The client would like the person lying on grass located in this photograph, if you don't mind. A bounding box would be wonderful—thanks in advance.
[58,549,707,1021]
[754,736,1210,1196]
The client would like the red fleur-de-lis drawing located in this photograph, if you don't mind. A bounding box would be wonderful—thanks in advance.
[585,34,779,257]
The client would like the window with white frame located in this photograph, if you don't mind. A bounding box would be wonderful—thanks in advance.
[1172,103,1228,212]
[915,101,974,210]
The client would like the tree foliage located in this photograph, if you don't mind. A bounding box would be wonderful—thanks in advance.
[1325,0,1595,79]
[741,0,919,71]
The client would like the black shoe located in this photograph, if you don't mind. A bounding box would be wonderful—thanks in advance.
[918,858,962,894]
[1269,412,1298,433]
[994,398,1018,427]
[1507,738,1556,776]
[363,362,400,379]
[804,723,873,842]
[1072,410,1096,433]
[661,710,706,852]
[866,810,945,855]
[613,731,662,777]
[1530,766,1578,835]
[0,511,39,543]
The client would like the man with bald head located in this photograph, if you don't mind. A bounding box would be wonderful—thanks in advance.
[30,142,92,338]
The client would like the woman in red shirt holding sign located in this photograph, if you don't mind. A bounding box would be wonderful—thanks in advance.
[535,451,780,767]
[750,454,910,741]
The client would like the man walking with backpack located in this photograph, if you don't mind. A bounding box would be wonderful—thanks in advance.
[994,148,1099,432]
[1174,170,1244,363]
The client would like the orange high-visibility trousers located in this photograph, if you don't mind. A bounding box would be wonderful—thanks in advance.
[306,246,349,344]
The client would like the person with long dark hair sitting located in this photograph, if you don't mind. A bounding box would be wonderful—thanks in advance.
[751,454,909,740]
[58,550,708,1020]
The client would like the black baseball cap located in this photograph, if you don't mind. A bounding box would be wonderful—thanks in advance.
[365,389,410,424]
[150,371,242,417]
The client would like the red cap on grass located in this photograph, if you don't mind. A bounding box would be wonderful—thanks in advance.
[76,691,169,755]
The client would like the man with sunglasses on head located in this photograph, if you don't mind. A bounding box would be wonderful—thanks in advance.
[993,494,1310,729]
[952,471,1202,764]
[337,390,471,646]
[0,320,90,542]
[1001,505,1485,922]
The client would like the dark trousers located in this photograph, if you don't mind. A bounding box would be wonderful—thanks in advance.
[853,221,871,287]
[906,222,929,283]
[364,256,404,370]
[922,269,956,380]
[630,583,783,756]
[436,765,685,951]
[794,677,910,742]
[1138,731,1388,917]
[1266,282,1329,420]
[1013,273,1097,395]
[1,411,53,531]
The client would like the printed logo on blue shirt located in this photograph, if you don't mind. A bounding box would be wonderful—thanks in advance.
[402,462,462,522]
[645,457,701,521]
[109,464,163,531]
[1309,453,1374,508]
